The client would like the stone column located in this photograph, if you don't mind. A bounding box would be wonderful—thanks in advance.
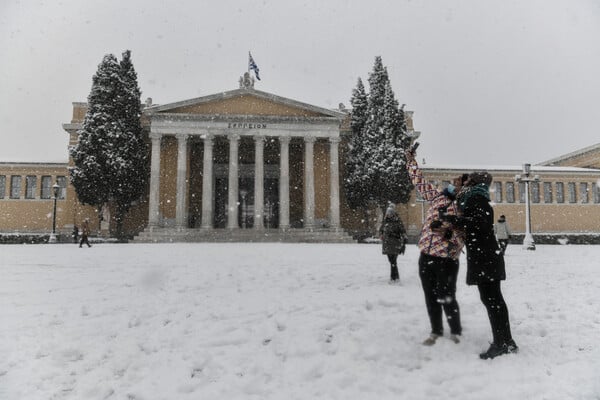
[304,136,316,229]
[329,137,341,229]
[254,135,265,230]
[148,133,162,227]
[175,133,188,229]
[279,136,291,230]
[200,133,214,229]
[227,134,240,229]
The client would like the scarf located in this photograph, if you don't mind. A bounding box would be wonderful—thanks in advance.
[457,183,490,211]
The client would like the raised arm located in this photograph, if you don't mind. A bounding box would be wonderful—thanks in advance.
[406,157,440,202]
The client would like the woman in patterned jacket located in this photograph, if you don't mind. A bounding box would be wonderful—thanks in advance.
[406,150,467,346]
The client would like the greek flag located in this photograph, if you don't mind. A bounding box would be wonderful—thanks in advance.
[248,52,261,81]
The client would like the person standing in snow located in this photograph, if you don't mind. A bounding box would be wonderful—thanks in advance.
[379,205,407,283]
[79,219,92,248]
[406,150,467,346]
[494,215,511,256]
[72,225,79,244]
[444,171,518,359]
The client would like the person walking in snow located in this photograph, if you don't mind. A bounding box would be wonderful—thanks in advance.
[379,204,407,283]
[494,215,511,256]
[444,171,518,359]
[406,149,467,346]
[79,219,92,248]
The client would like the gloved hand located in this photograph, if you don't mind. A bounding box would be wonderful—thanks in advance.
[440,214,458,224]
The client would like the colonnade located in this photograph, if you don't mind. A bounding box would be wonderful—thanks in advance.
[147,133,341,231]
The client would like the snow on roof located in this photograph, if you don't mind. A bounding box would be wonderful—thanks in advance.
[540,142,600,165]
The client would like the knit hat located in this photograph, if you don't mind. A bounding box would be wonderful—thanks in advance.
[469,171,493,186]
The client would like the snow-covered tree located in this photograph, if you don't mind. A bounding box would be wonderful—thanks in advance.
[112,50,148,235]
[346,56,413,219]
[344,78,369,209]
[69,50,148,238]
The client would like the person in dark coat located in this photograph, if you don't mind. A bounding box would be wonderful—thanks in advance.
[79,219,92,248]
[445,171,518,359]
[379,205,407,282]
[72,225,79,244]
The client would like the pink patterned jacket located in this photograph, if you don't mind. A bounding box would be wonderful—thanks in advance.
[407,158,465,260]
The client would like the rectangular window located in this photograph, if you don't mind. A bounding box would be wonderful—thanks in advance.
[568,182,577,203]
[492,182,502,203]
[10,176,21,199]
[41,176,52,199]
[518,182,526,203]
[543,182,553,203]
[25,176,37,199]
[506,182,515,203]
[579,183,588,204]
[556,182,565,203]
[56,176,67,199]
[531,182,540,203]
[415,188,424,201]
[593,183,600,204]
[0,175,5,199]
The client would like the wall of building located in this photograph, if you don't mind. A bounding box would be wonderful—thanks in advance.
[415,168,600,235]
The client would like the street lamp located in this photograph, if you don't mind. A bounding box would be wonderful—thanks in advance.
[49,183,60,243]
[515,163,540,250]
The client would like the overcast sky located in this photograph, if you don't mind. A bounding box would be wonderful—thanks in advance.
[1,0,599,166]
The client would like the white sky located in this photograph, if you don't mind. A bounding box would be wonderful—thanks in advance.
[1,0,599,165]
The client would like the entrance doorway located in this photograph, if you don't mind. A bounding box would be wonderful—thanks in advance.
[213,165,279,229]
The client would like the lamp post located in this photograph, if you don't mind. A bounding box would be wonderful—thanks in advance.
[515,163,540,250]
[49,183,60,243]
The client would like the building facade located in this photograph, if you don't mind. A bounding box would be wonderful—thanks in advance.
[1,85,600,241]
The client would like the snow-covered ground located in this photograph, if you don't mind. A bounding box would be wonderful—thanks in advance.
[1,243,599,400]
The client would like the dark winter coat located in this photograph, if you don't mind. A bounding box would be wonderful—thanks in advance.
[379,214,407,255]
[456,185,505,285]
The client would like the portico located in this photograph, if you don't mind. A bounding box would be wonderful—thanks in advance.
[141,88,346,239]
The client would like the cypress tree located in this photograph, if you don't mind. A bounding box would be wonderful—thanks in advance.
[112,50,148,237]
[344,78,369,209]
[69,51,148,238]
[348,56,413,222]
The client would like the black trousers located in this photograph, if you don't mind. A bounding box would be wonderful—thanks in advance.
[79,234,91,247]
[418,253,461,336]
[477,281,513,345]
[386,254,399,280]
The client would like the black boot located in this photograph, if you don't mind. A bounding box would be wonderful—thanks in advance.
[390,264,399,281]
[479,340,518,360]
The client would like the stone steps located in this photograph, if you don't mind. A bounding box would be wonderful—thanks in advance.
[133,227,356,243]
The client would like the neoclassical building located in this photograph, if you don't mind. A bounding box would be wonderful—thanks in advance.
[134,86,350,241]
[1,82,600,242]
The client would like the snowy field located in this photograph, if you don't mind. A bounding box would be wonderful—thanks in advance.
[1,242,599,400]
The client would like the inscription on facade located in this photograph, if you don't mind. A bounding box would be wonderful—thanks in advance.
[227,122,267,129]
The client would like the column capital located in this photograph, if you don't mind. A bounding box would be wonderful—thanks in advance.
[228,133,241,142]
[329,136,342,144]
[175,133,189,141]
[279,136,292,144]
[304,135,317,144]
[202,133,214,143]
[149,132,162,141]
[253,134,266,144]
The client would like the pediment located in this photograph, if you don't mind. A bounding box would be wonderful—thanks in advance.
[145,88,345,119]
